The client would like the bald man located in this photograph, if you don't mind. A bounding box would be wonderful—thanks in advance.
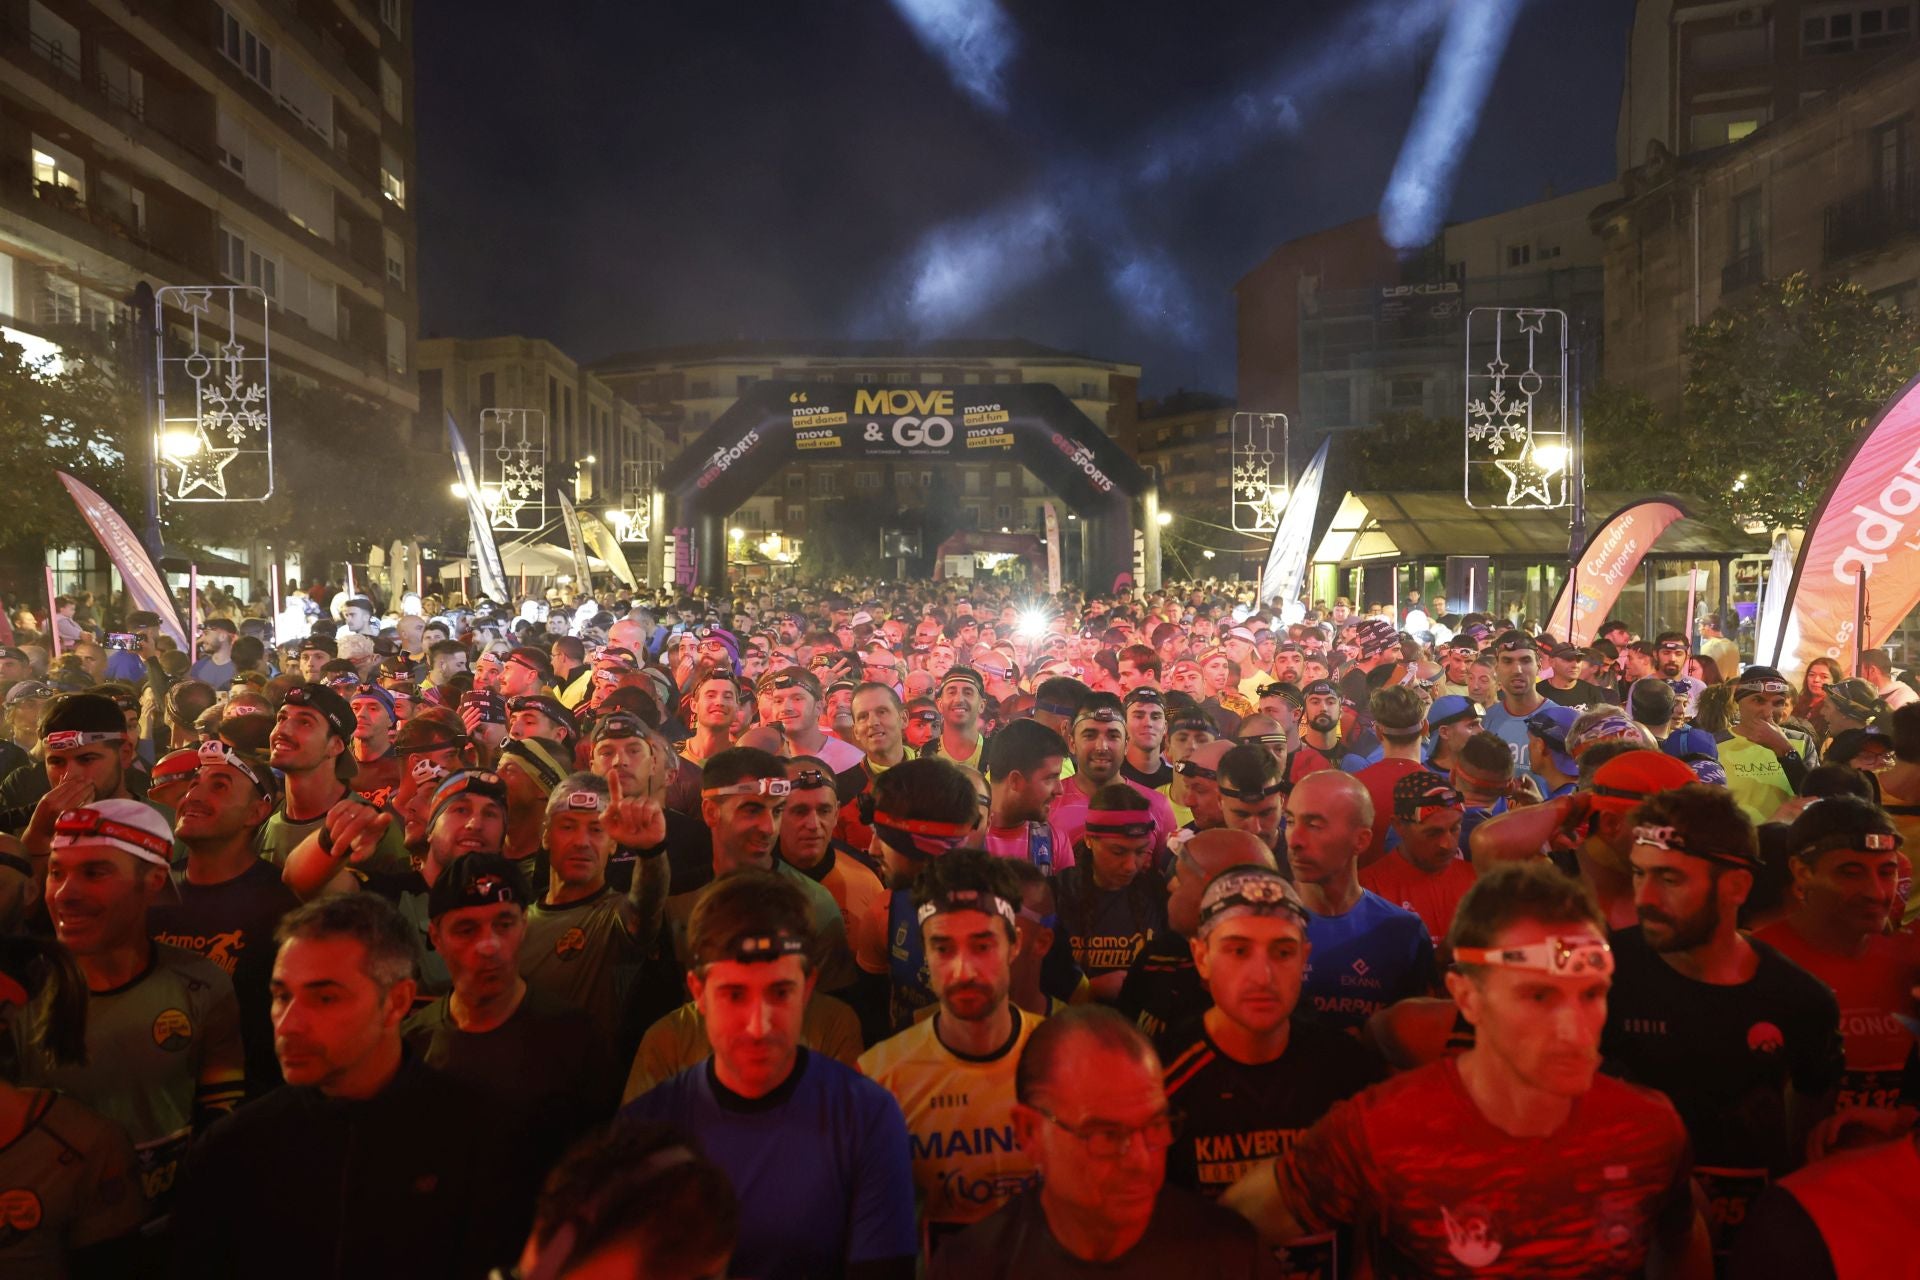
[1115,828,1276,1050]
[1284,772,1436,1033]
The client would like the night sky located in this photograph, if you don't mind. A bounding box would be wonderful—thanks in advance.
[414,0,1634,397]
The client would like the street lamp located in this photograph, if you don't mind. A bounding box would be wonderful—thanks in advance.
[729,527,744,541]
[449,482,468,499]
[1155,511,1172,527]
[162,429,201,460]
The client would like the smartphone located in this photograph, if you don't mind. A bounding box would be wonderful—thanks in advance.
[106,633,141,652]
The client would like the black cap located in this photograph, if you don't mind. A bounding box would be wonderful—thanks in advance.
[426,852,529,919]
[281,683,356,742]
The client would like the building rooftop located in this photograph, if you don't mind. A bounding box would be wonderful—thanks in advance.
[588,337,1138,370]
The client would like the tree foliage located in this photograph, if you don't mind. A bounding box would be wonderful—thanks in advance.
[0,335,145,552]
[1590,274,1920,529]
[1337,411,1458,493]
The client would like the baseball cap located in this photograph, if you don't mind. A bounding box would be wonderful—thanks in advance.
[506,694,578,738]
[281,683,355,742]
[51,799,173,870]
[1549,642,1582,661]
[1426,695,1479,729]
[394,714,468,757]
[1587,750,1697,815]
[4,680,55,707]
[426,852,530,920]
[1825,679,1887,723]
[1627,677,1677,727]
[1300,678,1340,700]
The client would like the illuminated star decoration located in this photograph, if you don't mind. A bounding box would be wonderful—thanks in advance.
[167,429,240,498]
[1494,451,1559,507]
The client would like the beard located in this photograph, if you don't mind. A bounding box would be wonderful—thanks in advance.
[1308,713,1336,733]
[1639,897,1719,952]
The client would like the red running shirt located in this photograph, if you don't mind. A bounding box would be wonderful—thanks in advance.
[1752,920,1920,1110]
[1276,1058,1694,1278]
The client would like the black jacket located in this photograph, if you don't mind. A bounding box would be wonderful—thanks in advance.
[170,1053,541,1279]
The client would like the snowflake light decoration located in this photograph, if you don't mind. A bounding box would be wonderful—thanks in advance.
[155,285,273,502]
[480,409,549,533]
[1464,307,1569,511]
[1231,412,1290,534]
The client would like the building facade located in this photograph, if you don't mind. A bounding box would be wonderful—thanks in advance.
[1599,43,1919,411]
[1237,185,1617,443]
[1617,0,1917,170]
[2,0,418,413]
[588,339,1141,547]
[416,335,669,581]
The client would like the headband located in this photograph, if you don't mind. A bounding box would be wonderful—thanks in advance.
[914,889,1018,928]
[42,730,123,752]
[871,811,974,862]
[410,755,452,786]
[195,739,275,797]
[1734,676,1791,698]
[558,789,606,813]
[1454,935,1614,977]
[1033,699,1076,718]
[1794,830,1903,861]
[1217,778,1287,801]
[1196,867,1310,936]
[1171,759,1217,781]
[1084,809,1156,838]
[1238,733,1288,748]
[1452,764,1514,794]
[702,777,792,799]
[1072,707,1123,729]
[52,808,173,869]
[1395,785,1465,822]
[700,931,808,968]
[1631,823,1759,868]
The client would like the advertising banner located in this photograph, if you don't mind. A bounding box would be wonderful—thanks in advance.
[1042,501,1062,595]
[1260,439,1330,609]
[579,510,638,588]
[1772,374,1920,674]
[57,472,187,647]
[446,413,510,603]
[1543,499,1687,647]
[557,492,594,585]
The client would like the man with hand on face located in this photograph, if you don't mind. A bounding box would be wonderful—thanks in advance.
[1223,863,1710,1278]
[1359,770,1476,948]
[623,871,918,1280]
[150,740,297,1095]
[519,770,671,1046]
[1162,867,1384,1274]
[760,666,863,773]
[16,693,150,871]
[932,1006,1274,1278]
[169,894,541,1280]
[860,850,1043,1251]
[1715,666,1817,824]
[1603,784,1842,1260]
[402,853,612,1153]
[22,800,246,1224]
[1286,771,1436,1033]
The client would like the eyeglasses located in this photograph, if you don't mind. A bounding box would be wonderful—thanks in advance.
[1029,1105,1182,1159]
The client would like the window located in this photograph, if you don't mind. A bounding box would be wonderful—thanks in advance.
[28,1,80,79]
[563,386,574,433]
[280,163,334,239]
[855,372,878,384]
[689,378,713,397]
[1079,380,1100,398]
[0,249,15,320]
[1389,376,1426,410]
[217,5,274,92]
[96,47,145,119]
[380,145,406,208]
[277,57,333,143]
[962,506,980,528]
[1539,244,1563,260]
[786,504,806,525]
[1506,244,1531,267]
[1691,107,1768,150]
[1690,26,1770,71]
[42,277,80,326]
[1873,116,1913,201]
[1731,189,1764,258]
[380,0,402,35]
[995,470,1012,487]
[478,372,496,406]
[381,62,403,120]
[816,472,839,496]
[920,470,932,486]
[385,315,406,374]
[384,229,406,285]
[737,374,757,393]
[1803,3,1914,54]
[885,371,910,384]
[32,138,86,204]
[786,473,803,490]
[995,504,1012,522]
[96,172,146,232]
[855,473,881,491]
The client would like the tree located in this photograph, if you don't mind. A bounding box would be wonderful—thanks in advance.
[0,333,145,551]
[1592,274,1920,529]
[1338,411,1458,492]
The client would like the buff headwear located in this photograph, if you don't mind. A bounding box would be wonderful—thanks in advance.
[427,769,509,830]
[1195,865,1310,938]
[1392,770,1465,823]
[871,811,973,862]
[51,800,174,870]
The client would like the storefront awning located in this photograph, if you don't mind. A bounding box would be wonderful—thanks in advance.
[1312,492,1767,567]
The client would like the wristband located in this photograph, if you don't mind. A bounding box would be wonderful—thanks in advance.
[317,823,338,858]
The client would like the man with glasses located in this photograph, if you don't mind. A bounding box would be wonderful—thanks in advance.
[1119,687,1173,792]
[932,1005,1271,1277]
[1224,862,1710,1277]
[1163,867,1384,1275]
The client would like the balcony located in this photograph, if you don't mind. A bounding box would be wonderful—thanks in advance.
[1824,177,1920,264]
[1720,250,1765,295]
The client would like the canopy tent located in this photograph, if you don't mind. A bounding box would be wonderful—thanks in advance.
[1311,491,1764,566]
[438,542,610,579]
[158,543,253,576]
